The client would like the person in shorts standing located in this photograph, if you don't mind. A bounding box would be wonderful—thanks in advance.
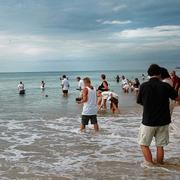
[137,64,180,166]
[78,77,99,132]
[61,75,70,97]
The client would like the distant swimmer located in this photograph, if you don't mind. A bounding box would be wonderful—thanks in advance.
[99,91,120,114]
[40,81,45,90]
[77,77,99,132]
[116,75,120,83]
[61,75,70,97]
[142,74,146,81]
[18,81,25,95]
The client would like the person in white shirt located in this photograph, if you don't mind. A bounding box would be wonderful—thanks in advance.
[77,77,99,132]
[76,77,84,91]
[121,75,130,93]
[18,82,25,95]
[40,81,45,90]
[61,75,70,97]
[99,91,120,114]
[76,77,84,101]
[161,67,174,115]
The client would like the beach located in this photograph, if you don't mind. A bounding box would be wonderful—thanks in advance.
[0,71,180,179]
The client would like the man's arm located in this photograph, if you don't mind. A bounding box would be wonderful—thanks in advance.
[79,88,88,104]
[175,94,180,101]
[137,86,143,105]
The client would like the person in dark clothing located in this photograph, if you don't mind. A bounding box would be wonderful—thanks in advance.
[137,64,180,167]
[116,75,120,83]
[97,74,109,110]
[98,74,109,92]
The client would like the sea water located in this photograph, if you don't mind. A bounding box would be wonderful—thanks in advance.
[0,71,179,179]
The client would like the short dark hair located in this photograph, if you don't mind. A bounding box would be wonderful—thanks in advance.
[62,75,66,78]
[76,77,81,80]
[101,74,106,80]
[161,67,170,79]
[147,64,161,76]
[20,81,22,84]
[83,77,91,84]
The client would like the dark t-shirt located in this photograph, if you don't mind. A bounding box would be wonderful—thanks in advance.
[137,77,178,126]
[98,81,109,92]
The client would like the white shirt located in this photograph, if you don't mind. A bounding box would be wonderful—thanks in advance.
[162,78,173,87]
[82,86,97,115]
[61,78,69,90]
[78,79,84,90]
[122,79,128,85]
[101,91,119,100]
[18,84,25,91]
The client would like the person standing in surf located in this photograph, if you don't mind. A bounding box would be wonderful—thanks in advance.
[61,75,70,97]
[18,81,25,95]
[137,64,180,167]
[78,77,99,132]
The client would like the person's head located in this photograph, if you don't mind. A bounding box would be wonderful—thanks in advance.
[170,70,176,77]
[101,74,106,80]
[147,64,161,77]
[135,78,139,82]
[122,75,125,80]
[62,75,66,79]
[83,77,91,86]
[20,81,22,84]
[76,77,81,81]
[42,81,44,83]
[160,67,170,80]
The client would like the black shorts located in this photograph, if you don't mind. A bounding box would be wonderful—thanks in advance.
[19,90,25,95]
[63,90,68,94]
[110,97,118,108]
[81,115,97,125]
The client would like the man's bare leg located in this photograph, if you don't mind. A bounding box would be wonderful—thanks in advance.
[80,124,86,132]
[141,145,153,163]
[156,146,164,164]
[94,123,99,132]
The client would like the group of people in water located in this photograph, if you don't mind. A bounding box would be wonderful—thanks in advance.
[17,65,180,167]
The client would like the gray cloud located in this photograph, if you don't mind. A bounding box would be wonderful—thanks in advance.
[0,0,180,71]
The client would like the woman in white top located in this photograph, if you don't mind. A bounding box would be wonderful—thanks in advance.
[77,77,99,132]
[161,67,174,115]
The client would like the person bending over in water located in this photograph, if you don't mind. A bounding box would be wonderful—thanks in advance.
[137,64,180,167]
[77,77,99,132]
[61,75,70,97]
[99,91,120,114]
[121,75,129,93]
[18,81,25,95]
[97,74,109,110]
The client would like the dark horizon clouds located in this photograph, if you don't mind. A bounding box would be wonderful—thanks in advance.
[0,0,180,72]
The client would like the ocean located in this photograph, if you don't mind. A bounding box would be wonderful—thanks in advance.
[0,70,180,179]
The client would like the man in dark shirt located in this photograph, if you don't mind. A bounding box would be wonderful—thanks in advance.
[137,64,179,166]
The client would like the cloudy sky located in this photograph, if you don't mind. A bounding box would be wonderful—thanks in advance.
[0,0,180,72]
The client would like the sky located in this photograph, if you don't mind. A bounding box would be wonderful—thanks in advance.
[0,0,180,72]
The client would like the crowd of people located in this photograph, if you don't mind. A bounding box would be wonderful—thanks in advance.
[17,65,180,167]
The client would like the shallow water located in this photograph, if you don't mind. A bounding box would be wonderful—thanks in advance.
[0,71,180,179]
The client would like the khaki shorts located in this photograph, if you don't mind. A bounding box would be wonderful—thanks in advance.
[138,124,169,147]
